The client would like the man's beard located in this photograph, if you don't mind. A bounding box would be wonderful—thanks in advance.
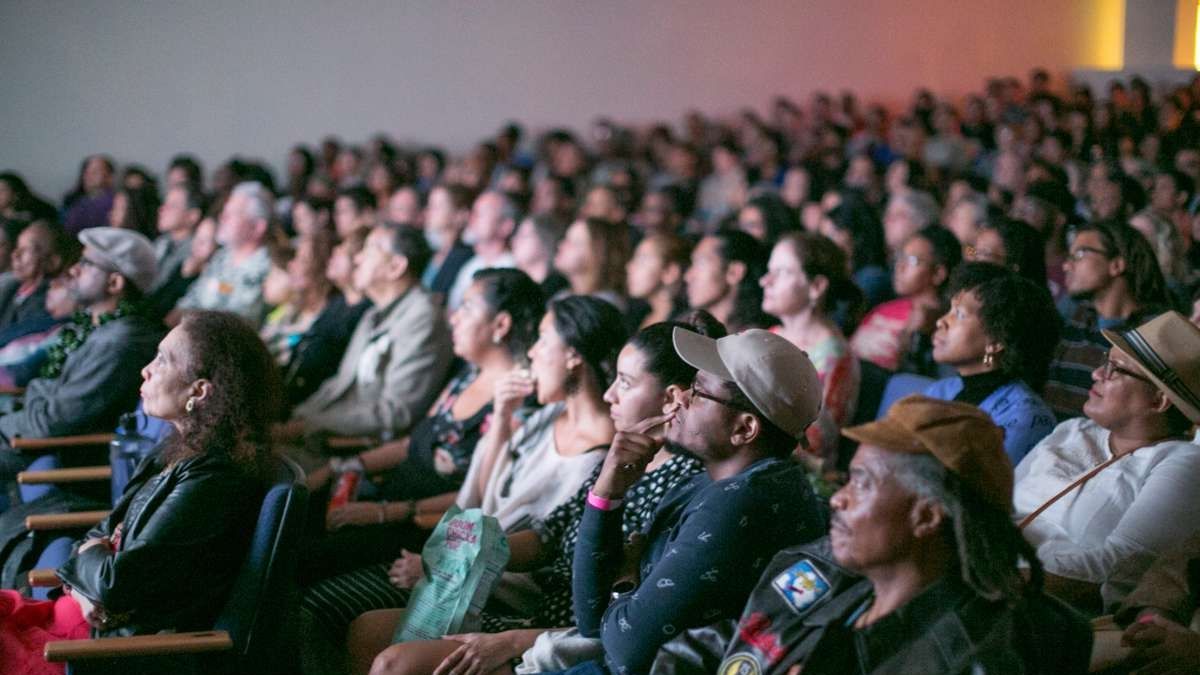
[1068,286,1096,302]
[663,439,703,463]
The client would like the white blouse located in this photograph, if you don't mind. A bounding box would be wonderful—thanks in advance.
[1013,417,1200,608]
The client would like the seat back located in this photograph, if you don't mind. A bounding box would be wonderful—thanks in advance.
[17,404,169,504]
[213,455,308,674]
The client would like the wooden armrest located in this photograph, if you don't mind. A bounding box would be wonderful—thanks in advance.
[25,510,110,531]
[19,466,112,485]
[13,433,115,452]
[45,630,233,661]
[28,568,62,587]
[414,511,444,529]
[327,436,374,450]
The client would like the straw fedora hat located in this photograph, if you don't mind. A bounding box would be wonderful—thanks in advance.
[1102,311,1200,423]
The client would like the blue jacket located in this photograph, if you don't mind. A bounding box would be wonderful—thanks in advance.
[923,377,1056,466]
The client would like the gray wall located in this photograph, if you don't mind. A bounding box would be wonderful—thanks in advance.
[1,0,1120,199]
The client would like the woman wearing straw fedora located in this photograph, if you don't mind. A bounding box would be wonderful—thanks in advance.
[1013,310,1200,616]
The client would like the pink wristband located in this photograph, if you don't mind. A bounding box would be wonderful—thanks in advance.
[587,490,623,511]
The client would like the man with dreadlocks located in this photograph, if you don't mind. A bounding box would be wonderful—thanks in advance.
[651,396,1090,674]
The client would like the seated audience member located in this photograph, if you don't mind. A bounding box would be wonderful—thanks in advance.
[0,228,162,488]
[284,224,452,444]
[278,233,370,412]
[553,217,630,311]
[1012,179,1074,298]
[511,213,569,298]
[0,172,57,231]
[0,311,278,672]
[924,263,1059,465]
[420,184,475,302]
[737,192,800,243]
[655,396,1090,675]
[944,191,989,249]
[0,220,64,335]
[290,196,334,241]
[145,182,204,316]
[851,225,960,372]
[761,232,861,461]
[61,155,116,236]
[0,275,78,388]
[299,269,544,585]
[327,228,369,307]
[684,230,771,332]
[447,190,519,309]
[882,189,939,257]
[107,183,161,240]
[516,328,828,675]
[965,216,1049,288]
[1014,311,1200,615]
[335,186,378,240]
[1112,534,1200,674]
[817,189,892,311]
[385,185,423,229]
[1043,220,1171,420]
[356,315,720,675]
[1130,207,1190,289]
[626,233,690,329]
[148,215,218,321]
[172,181,274,327]
[317,296,623,674]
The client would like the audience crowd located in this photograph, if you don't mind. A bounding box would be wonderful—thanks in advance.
[5,66,1200,674]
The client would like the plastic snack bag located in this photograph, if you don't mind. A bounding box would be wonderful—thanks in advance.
[392,506,510,643]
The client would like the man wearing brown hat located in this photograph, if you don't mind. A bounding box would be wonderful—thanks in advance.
[0,227,162,495]
[554,328,828,675]
[652,396,1089,675]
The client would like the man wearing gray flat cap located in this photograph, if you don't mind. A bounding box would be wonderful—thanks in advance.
[0,227,163,498]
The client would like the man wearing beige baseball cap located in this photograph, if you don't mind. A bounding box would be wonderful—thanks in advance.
[0,227,163,497]
[556,328,828,675]
[654,395,1089,675]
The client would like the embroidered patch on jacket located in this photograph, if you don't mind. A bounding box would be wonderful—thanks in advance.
[719,652,763,675]
[771,559,830,613]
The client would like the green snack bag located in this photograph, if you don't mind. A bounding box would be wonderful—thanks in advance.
[392,505,510,643]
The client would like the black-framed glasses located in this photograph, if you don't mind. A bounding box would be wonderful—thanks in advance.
[1068,246,1111,261]
[1098,355,1152,384]
[686,383,755,414]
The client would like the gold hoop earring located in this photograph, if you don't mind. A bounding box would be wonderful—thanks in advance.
[185,397,196,414]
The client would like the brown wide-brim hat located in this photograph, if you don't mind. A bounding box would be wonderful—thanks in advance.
[842,395,1012,511]
[1103,310,1200,423]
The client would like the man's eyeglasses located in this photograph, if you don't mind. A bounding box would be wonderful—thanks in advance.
[1098,355,1152,384]
[686,383,755,414]
[895,253,931,269]
[1067,246,1111,262]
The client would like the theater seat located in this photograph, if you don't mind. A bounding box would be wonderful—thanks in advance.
[36,456,309,675]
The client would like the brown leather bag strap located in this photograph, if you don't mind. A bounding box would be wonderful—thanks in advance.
[1018,449,1136,530]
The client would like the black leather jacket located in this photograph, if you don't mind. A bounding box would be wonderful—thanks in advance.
[653,537,1092,675]
[56,449,264,637]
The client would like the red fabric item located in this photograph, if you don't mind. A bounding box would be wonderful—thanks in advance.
[0,590,89,675]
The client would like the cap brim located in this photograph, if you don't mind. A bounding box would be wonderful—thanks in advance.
[673,327,734,382]
[841,418,927,454]
[1103,328,1200,423]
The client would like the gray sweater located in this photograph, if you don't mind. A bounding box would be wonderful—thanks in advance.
[0,314,163,443]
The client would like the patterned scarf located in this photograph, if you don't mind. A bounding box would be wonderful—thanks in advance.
[39,300,137,380]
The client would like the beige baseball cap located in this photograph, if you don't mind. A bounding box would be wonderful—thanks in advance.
[672,327,822,440]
